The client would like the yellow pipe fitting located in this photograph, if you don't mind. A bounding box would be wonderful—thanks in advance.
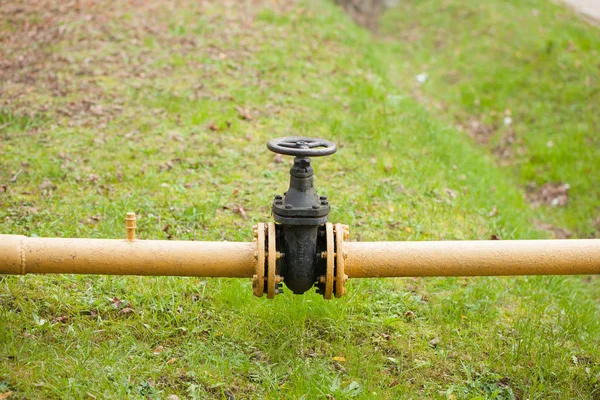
[344,240,600,278]
[0,235,256,278]
[126,212,136,241]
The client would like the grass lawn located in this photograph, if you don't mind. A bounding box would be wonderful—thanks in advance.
[379,0,600,239]
[1,0,599,398]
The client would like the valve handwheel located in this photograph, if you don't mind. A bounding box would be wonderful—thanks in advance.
[267,136,337,157]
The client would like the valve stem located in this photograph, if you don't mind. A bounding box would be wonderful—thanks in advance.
[126,212,136,242]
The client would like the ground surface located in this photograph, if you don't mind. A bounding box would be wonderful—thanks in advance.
[563,0,600,23]
[0,0,599,399]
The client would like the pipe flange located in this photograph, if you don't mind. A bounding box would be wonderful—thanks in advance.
[334,223,349,298]
[253,222,282,299]
[252,223,266,297]
[323,222,335,300]
[318,222,348,299]
[266,222,283,299]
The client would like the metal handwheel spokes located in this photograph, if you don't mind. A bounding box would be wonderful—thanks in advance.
[267,136,337,157]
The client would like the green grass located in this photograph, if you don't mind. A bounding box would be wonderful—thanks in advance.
[0,0,599,398]
[379,0,600,238]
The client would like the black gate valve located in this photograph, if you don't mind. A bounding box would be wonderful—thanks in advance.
[267,137,337,294]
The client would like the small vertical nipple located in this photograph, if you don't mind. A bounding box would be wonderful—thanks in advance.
[126,212,136,242]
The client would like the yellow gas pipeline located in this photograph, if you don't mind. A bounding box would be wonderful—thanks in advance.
[2,226,600,282]
[1,137,600,300]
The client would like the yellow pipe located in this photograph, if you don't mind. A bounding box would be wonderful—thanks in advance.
[3,235,600,281]
[0,235,256,277]
[345,240,600,278]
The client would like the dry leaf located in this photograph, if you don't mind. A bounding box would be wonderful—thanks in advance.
[444,188,457,198]
[120,306,135,314]
[10,169,22,183]
[0,391,13,399]
[111,297,124,308]
[90,104,103,116]
[83,215,101,225]
[38,179,57,191]
[168,132,184,142]
[235,106,253,121]
[230,204,247,219]
[160,160,174,171]
[153,345,164,355]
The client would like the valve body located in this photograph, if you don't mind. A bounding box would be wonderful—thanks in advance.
[272,157,329,294]
[267,137,337,295]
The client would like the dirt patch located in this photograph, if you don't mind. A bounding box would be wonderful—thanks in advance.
[335,0,386,30]
[0,1,123,119]
[492,131,516,162]
[1,0,286,123]
[525,182,574,238]
[463,118,496,145]
[526,182,570,208]
[1,2,68,109]
[534,220,571,239]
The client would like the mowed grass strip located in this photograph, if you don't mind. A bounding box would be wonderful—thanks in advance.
[0,0,599,398]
